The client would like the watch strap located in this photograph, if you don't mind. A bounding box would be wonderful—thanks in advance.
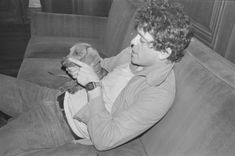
[85,82,101,91]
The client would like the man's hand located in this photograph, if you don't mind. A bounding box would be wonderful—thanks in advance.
[66,58,99,86]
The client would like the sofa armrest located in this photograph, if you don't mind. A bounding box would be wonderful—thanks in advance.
[30,12,108,40]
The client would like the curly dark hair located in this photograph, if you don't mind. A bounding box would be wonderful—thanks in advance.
[135,0,193,62]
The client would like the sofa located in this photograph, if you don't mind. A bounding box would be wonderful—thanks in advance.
[17,0,235,155]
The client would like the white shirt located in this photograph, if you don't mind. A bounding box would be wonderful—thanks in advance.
[102,63,134,112]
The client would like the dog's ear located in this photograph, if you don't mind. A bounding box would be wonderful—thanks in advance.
[68,43,91,63]
[83,47,101,65]
[67,42,101,66]
[69,42,91,56]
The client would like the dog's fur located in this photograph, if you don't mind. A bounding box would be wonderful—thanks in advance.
[60,43,107,93]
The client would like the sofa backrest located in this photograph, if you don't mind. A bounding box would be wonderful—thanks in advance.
[140,39,235,156]
[103,0,144,57]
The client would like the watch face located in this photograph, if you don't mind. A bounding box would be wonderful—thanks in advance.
[86,82,94,91]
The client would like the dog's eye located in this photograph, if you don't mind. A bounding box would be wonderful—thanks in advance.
[74,51,80,56]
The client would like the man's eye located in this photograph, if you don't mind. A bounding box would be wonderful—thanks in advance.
[74,51,79,56]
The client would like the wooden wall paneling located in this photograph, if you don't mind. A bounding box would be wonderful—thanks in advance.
[0,0,23,23]
[178,0,226,49]
[20,0,29,23]
[40,0,53,12]
[40,0,72,14]
[214,1,235,58]
[40,0,112,17]
[0,0,10,10]
[225,24,235,64]
[71,0,112,17]
[51,0,72,14]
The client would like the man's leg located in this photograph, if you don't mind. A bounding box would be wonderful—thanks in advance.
[0,94,74,156]
[0,74,58,117]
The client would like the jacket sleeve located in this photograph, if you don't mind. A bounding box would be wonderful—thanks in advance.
[86,86,175,151]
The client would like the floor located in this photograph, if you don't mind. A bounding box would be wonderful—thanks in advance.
[0,23,30,126]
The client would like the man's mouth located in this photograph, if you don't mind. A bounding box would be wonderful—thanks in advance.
[131,50,136,55]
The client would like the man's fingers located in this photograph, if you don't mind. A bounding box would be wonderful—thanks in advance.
[67,66,79,72]
[67,58,88,67]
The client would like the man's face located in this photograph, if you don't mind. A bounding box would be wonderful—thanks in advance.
[130,28,160,67]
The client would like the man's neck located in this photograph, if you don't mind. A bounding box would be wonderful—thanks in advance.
[129,59,171,74]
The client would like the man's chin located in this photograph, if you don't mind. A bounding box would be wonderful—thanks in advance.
[131,59,136,65]
[131,60,139,66]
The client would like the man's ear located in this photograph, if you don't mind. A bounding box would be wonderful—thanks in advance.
[158,48,172,60]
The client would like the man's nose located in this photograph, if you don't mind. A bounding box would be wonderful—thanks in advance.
[130,35,140,48]
[130,39,136,48]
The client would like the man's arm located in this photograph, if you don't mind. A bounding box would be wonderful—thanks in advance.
[86,86,175,151]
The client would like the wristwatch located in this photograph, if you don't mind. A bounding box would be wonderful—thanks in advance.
[85,82,101,91]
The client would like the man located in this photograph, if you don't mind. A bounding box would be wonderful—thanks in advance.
[0,0,193,155]
[66,0,192,150]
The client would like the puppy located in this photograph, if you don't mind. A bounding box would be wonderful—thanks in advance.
[60,43,107,93]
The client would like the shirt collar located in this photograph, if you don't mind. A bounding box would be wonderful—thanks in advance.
[134,61,175,86]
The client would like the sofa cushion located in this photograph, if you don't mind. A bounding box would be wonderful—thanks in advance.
[21,138,146,156]
[98,138,147,156]
[24,36,105,59]
[22,143,97,156]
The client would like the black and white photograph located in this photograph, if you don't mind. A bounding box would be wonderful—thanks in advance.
[0,0,234,155]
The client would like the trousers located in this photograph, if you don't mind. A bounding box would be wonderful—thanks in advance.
[0,74,76,155]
